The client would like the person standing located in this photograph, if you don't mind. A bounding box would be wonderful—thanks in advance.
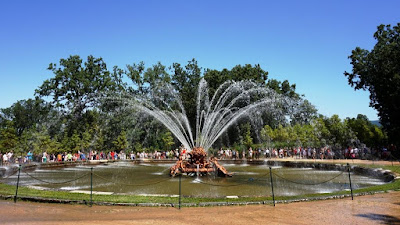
[42,152,47,163]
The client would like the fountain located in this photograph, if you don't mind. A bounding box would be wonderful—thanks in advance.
[123,78,290,177]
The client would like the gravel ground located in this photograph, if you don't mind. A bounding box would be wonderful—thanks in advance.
[1,191,399,225]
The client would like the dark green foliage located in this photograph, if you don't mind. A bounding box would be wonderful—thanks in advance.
[171,59,202,129]
[344,23,400,145]
[0,121,18,153]
[36,55,118,117]
[0,98,50,136]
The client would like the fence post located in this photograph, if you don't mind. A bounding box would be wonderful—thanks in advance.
[90,167,93,207]
[269,167,275,207]
[347,163,353,200]
[14,165,21,203]
[178,174,182,210]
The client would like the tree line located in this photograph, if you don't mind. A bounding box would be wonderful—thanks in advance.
[0,56,388,157]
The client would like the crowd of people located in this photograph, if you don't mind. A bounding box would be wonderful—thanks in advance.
[0,145,397,166]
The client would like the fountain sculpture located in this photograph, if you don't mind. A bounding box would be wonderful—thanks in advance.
[123,78,290,177]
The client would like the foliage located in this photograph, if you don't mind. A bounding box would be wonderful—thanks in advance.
[113,130,129,152]
[0,55,389,156]
[346,114,387,147]
[344,23,400,145]
[259,114,380,150]
[161,131,175,151]
[0,98,50,136]
[0,121,18,153]
[240,123,253,149]
[36,55,117,117]
[35,55,121,138]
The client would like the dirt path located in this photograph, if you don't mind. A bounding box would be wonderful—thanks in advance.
[1,191,400,225]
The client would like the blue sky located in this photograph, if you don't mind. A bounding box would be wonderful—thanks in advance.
[1,0,399,121]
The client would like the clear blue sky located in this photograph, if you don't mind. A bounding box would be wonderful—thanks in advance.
[1,0,399,121]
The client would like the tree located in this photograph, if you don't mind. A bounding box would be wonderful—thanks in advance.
[260,125,274,148]
[31,128,59,155]
[290,100,318,125]
[35,55,120,136]
[323,115,357,149]
[126,61,170,95]
[171,59,202,129]
[0,121,18,153]
[0,98,50,137]
[113,130,128,152]
[161,131,175,151]
[240,123,253,149]
[204,64,269,96]
[346,114,387,148]
[344,23,400,145]
[266,79,299,99]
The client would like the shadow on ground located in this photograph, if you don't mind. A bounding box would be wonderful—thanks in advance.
[356,213,400,225]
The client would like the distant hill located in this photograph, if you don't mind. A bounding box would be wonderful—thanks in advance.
[370,120,381,127]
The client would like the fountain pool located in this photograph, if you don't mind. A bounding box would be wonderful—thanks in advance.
[2,161,391,198]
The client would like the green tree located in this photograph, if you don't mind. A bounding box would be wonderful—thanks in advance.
[204,64,269,96]
[36,55,120,138]
[17,129,35,154]
[0,98,50,137]
[260,125,274,148]
[267,79,299,99]
[0,121,18,153]
[113,130,128,152]
[171,59,202,129]
[161,131,175,151]
[239,123,253,149]
[346,114,387,147]
[32,128,59,155]
[344,23,400,145]
[126,61,170,95]
[323,115,357,149]
[36,55,118,117]
[290,100,318,125]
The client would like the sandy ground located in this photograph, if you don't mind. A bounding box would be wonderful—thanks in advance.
[0,191,399,225]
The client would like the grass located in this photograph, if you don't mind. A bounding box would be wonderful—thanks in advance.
[1,161,399,206]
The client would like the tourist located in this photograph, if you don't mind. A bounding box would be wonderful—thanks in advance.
[27,151,33,162]
[354,147,359,159]
[66,152,73,161]
[279,148,283,158]
[130,151,135,160]
[3,153,8,165]
[42,152,47,163]
[49,154,54,162]
[7,151,13,164]
[320,148,324,160]
[266,148,270,158]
